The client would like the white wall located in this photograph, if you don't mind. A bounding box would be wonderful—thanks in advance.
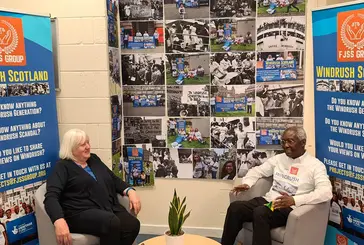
[1,0,113,166]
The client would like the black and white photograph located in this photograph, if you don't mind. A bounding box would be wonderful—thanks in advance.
[165,20,210,53]
[166,53,210,85]
[256,117,303,149]
[167,85,210,117]
[121,54,165,85]
[237,149,284,177]
[153,148,194,178]
[256,84,304,117]
[210,85,255,117]
[256,16,305,51]
[164,0,210,20]
[211,117,256,149]
[356,80,364,94]
[121,21,164,53]
[192,148,237,180]
[124,117,167,147]
[111,95,122,141]
[257,0,305,17]
[210,52,255,85]
[192,149,213,179]
[256,51,304,84]
[316,79,355,93]
[167,118,210,148]
[123,85,165,116]
[211,0,256,18]
[119,0,163,20]
[210,18,255,52]
[109,48,121,95]
[7,83,50,97]
[0,84,7,97]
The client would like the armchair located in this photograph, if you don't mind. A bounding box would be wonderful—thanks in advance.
[34,182,136,245]
[230,177,330,245]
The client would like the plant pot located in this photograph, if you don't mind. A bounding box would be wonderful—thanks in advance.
[164,230,185,245]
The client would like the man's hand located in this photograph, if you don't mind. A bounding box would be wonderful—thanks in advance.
[273,192,295,209]
[54,218,72,245]
[128,189,141,215]
[231,184,250,195]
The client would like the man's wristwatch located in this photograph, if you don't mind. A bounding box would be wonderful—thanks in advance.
[125,187,136,196]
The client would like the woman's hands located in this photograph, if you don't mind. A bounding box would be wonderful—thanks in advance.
[128,189,142,215]
[54,218,72,245]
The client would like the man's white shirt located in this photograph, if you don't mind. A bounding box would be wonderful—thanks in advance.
[242,152,332,207]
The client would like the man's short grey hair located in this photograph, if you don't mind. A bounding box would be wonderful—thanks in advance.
[284,126,307,141]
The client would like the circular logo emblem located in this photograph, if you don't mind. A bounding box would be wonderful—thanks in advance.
[340,13,364,50]
[0,20,18,54]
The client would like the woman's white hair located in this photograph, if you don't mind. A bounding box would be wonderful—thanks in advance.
[59,129,89,161]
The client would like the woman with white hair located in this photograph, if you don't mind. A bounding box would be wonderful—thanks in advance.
[44,129,141,245]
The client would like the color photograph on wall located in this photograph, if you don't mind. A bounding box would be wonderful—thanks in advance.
[125,144,155,187]
[210,18,256,52]
[165,53,210,85]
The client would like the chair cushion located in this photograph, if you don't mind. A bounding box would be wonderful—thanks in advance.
[71,233,99,245]
[243,222,286,243]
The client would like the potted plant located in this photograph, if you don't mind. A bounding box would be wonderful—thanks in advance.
[165,189,191,245]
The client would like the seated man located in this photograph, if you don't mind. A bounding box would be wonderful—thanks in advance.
[221,126,332,245]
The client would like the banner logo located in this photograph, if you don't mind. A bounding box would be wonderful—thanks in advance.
[290,167,299,175]
[337,9,364,62]
[0,16,26,66]
[132,148,138,157]
[11,226,19,235]
[336,234,348,245]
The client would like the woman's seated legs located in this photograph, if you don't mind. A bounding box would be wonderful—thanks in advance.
[66,208,140,245]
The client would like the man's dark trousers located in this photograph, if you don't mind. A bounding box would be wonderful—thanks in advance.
[221,197,292,245]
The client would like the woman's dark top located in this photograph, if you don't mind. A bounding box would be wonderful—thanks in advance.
[44,153,130,224]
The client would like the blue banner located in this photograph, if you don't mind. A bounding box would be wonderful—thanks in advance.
[343,208,364,234]
[0,11,59,191]
[177,119,186,131]
[0,10,59,244]
[127,147,144,186]
[133,95,158,107]
[313,2,364,244]
[257,60,297,82]
[215,97,247,112]
[176,58,184,71]
[223,23,232,38]
[127,37,156,49]
[5,213,37,243]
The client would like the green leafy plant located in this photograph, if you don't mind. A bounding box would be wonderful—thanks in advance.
[167,189,191,236]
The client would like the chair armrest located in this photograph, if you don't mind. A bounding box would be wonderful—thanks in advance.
[117,194,136,216]
[283,201,330,245]
[230,177,273,203]
[34,183,58,245]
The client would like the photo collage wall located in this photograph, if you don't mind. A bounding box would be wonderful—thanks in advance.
[108,0,306,187]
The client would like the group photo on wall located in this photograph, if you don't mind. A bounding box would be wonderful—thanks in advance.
[210,52,256,85]
[165,53,210,85]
